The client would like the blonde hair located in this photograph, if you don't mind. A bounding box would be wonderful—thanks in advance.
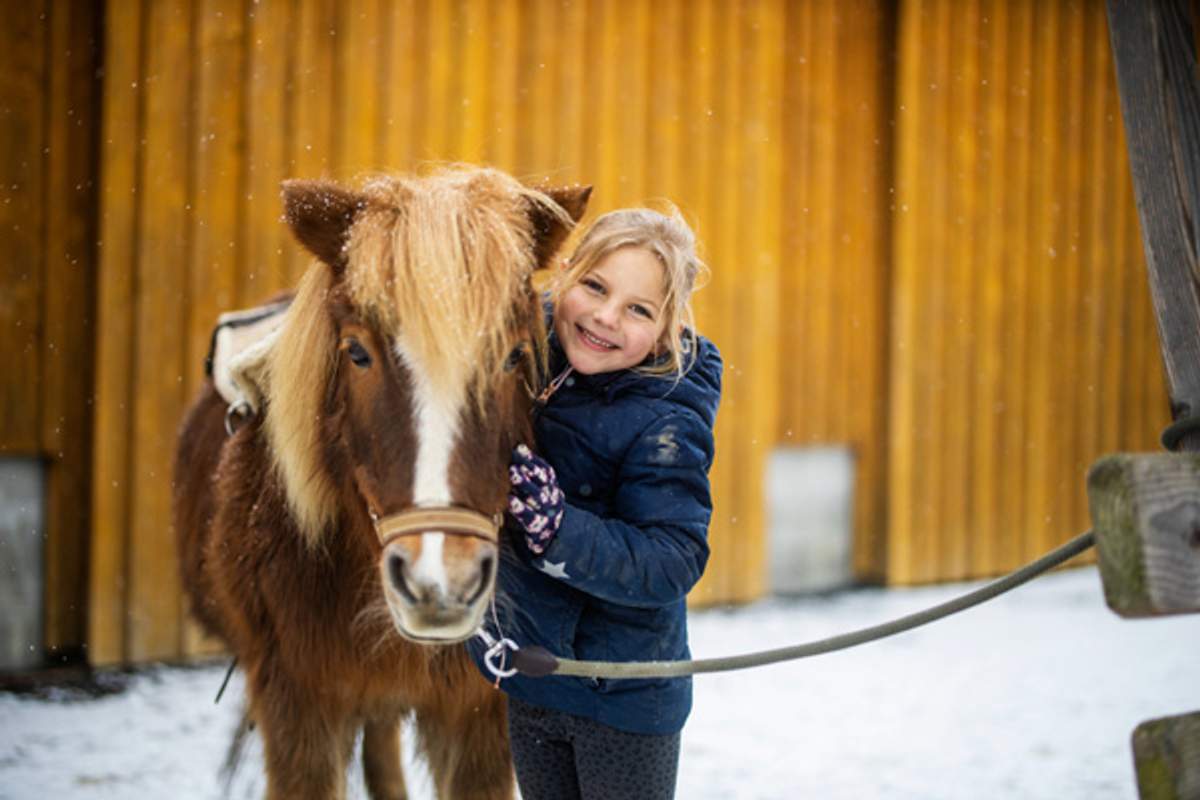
[550,205,709,378]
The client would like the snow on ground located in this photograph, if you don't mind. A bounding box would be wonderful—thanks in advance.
[0,566,1196,799]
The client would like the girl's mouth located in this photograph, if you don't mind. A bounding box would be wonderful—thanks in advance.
[576,324,618,351]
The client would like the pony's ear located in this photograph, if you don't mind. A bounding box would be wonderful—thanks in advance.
[281,179,365,272]
[530,184,592,268]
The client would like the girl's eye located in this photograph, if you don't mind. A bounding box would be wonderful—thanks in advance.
[581,278,604,294]
[630,304,652,320]
[346,338,372,368]
[503,344,527,372]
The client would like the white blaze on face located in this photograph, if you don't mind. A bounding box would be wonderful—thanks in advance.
[396,341,462,596]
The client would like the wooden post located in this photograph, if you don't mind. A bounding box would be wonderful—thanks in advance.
[1107,0,1200,452]
[1088,453,1200,800]
[1105,1,1200,797]
[1087,454,1200,618]
[1132,714,1200,800]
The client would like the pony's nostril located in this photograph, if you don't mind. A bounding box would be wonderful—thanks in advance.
[466,553,496,606]
[387,553,420,605]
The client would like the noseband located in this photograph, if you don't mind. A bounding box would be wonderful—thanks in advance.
[374,506,502,549]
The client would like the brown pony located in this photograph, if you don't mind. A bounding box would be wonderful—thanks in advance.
[173,167,589,799]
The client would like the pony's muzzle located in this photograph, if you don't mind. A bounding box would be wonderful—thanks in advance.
[379,537,497,642]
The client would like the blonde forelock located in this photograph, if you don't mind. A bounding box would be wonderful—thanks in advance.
[346,168,567,405]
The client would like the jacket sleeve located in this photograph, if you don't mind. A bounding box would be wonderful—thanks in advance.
[536,411,714,608]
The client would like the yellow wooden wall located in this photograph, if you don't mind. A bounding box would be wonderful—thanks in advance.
[85,0,1168,664]
[775,0,895,582]
[88,0,786,663]
[886,0,1167,583]
[0,1,100,657]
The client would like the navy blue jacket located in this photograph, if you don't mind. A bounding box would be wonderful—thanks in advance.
[471,328,723,735]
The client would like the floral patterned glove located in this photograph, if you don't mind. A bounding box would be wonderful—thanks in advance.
[508,444,565,554]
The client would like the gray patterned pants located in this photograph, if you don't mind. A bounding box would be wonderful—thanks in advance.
[507,696,681,800]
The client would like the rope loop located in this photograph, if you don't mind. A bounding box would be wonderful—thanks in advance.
[1161,414,1200,451]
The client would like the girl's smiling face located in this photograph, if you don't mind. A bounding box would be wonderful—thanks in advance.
[554,246,668,375]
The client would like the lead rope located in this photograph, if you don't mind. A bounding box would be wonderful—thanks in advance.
[510,530,1097,680]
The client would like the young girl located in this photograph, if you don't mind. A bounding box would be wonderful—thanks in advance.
[475,207,722,800]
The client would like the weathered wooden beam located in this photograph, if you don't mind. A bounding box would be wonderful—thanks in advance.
[1107,0,1200,451]
[1133,711,1200,800]
[1087,453,1200,617]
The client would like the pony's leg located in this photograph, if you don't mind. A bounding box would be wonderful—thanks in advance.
[362,717,408,800]
[253,686,356,800]
[416,683,514,800]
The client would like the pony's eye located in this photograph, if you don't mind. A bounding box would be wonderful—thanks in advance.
[503,344,527,372]
[346,338,372,368]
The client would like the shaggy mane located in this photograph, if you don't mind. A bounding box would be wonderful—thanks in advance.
[263,263,339,546]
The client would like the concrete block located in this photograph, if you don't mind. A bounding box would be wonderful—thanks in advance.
[0,458,44,670]
[767,446,855,594]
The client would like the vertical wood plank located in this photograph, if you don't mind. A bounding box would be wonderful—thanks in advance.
[90,0,146,666]
[419,0,457,161]
[888,0,923,583]
[1107,0,1200,444]
[242,0,292,302]
[843,0,892,581]
[517,0,558,178]
[336,0,384,176]
[487,0,520,171]
[737,0,782,600]
[645,0,683,198]
[182,0,246,659]
[808,2,835,444]
[713,0,743,601]
[1022,0,1057,565]
[998,0,1034,575]
[778,0,812,448]
[971,0,1006,577]
[1094,7,1122,459]
[189,0,244,398]
[41,0,101,653]
[943,0,978,579]
[292,0,336,176]
[905,0,943,582]
[289,0,336,281]
[457,0,491,166]
[127,0,193,662]
[382,0,418,174]
[555,0,588,182]
[1059,0,1087,552]
[684,0,721,603]
[0,0,46,454]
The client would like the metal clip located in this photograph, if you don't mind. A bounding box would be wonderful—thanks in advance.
[477,628,520,686]
[224,401,253,436]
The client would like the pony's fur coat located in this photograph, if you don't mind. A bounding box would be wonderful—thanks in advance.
[174,167,589,799]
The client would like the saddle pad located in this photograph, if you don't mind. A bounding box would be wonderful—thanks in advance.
[206,299,292,410]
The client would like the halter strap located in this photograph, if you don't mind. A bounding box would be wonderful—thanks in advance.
[374,506,501,548]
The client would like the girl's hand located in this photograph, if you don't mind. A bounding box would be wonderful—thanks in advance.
[507,444,565,554]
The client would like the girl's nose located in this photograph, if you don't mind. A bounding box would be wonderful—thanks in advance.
[593,300,620,329]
